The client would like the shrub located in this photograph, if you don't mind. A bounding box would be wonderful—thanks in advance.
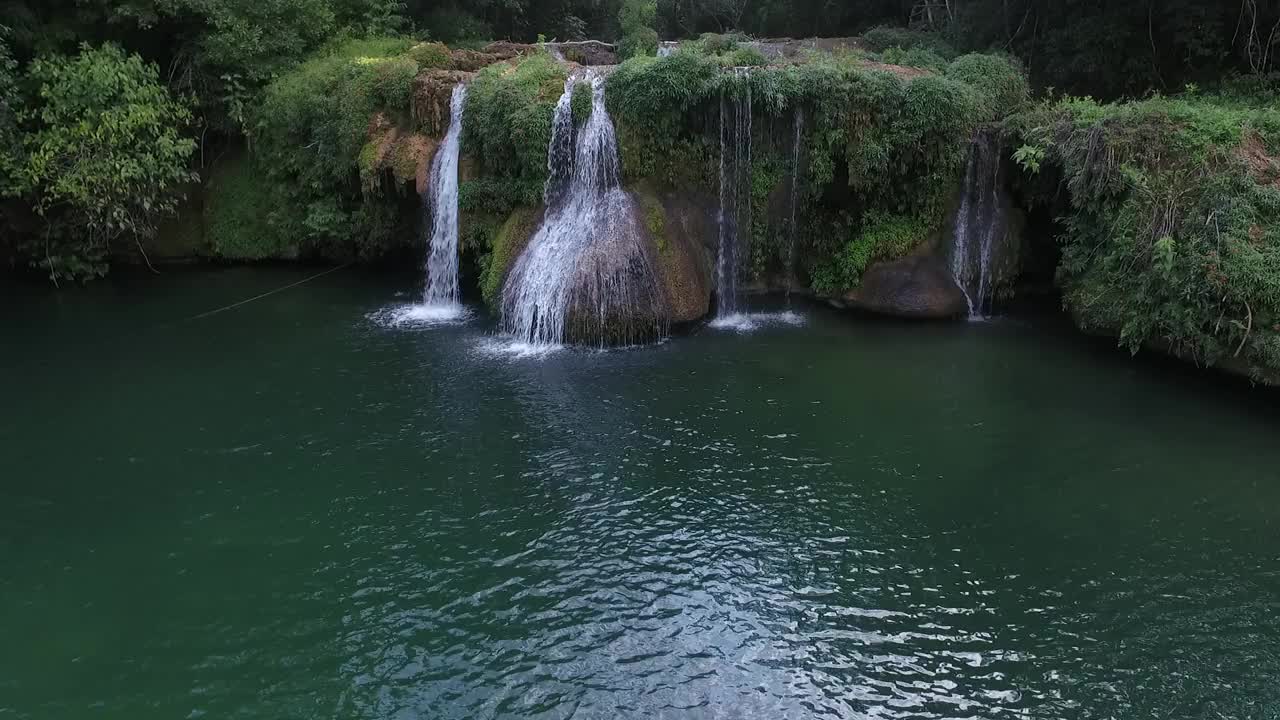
[618,0,659,59]
[947,53,1029,119]
[619,28,660,60]
[571,81,593,124]
[723,47,767,68]
[810,210,939,293]
[862,26,957,59]
[698,33,745,55]
[408,41,452,69]
[19,43,197,282]
[251,36,421,258]
[880,46,947,71]
[463,53,566,185]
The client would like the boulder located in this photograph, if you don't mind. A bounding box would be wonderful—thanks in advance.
[631,183,716,324]
[840,254,968,319]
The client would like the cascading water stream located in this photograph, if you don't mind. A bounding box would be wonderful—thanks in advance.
[948,129,1007,319]
[714,68,753,321]
[785,106,803,303]
[422,84,467,309]
[500,69,667,347]
[657,41,678,57]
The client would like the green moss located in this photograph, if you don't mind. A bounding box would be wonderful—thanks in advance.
[358,140,379,177]
[632,183,668,253]
[204,152,289,260]
[390,138,423,185]
[481,206,541,306]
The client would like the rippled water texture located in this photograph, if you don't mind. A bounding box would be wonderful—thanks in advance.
[3,268,1280,719]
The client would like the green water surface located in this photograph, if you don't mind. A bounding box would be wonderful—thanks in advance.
[2,268,1278,719]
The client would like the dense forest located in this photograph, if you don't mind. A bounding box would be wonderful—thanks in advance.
[3,0,1280,378]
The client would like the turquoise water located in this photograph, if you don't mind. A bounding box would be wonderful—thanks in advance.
[2,268,1279,719]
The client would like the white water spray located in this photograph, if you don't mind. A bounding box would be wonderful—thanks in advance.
[423,84,467,310]
[948,129,1007,318]
[501,70,668,347]
[715,68,753,319]
[786,106,803,302]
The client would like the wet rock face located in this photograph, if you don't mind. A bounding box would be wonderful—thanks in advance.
[413,70,473,137]
[841,255,969,319]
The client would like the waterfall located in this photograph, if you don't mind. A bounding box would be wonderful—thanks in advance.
[423,84,467,309]
[948,129,1007,318]
[657,41,678,58]
[715,68,753,319]
[786,106,803,302]
[500,70,668,347]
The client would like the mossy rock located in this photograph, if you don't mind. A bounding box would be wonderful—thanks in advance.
[481,205,543,307]
[631,182,715,323]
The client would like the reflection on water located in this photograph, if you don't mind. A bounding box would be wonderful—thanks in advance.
[1,269,1279,719]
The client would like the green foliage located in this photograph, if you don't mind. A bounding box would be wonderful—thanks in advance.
[618,0,659,59]
[571,81,593,124]
[606,52,719,182]
[204,151,288,260]
[18,43,196,282]
[463,53,566,186]
[723,47,767,67]
[459,177,543,215]
[879,46,946,71]
[408,41,452,69]
[697,33,744,55]
[619,28,660,60]
[862,26,956,59]
[251,36,420,258]
[607,47,1006,291]
[0,26,20,197]
[810,210,937,294]
[1015,90,1280,375]
[946,53,1028,120]
[422,6,491,43]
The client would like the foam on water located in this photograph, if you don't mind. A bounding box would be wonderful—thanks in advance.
[368,303,474,328]
[709,310,806,332]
